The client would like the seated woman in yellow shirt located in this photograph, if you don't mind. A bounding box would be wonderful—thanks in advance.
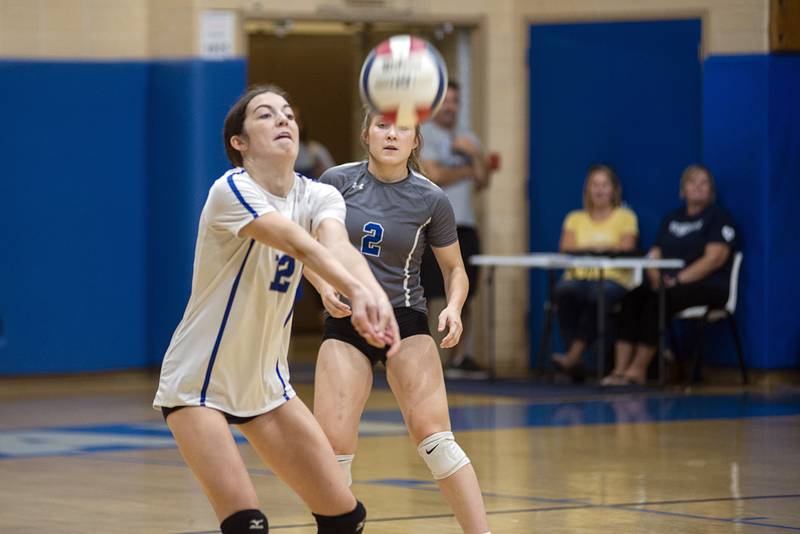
[552,164,638,381]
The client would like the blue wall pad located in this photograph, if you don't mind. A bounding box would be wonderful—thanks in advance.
[0,59,246,374]
[703,54,800,368]
[146,59,246,365]
[0,60,149,373]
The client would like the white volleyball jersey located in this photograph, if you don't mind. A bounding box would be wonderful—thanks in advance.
[153,168,346,416]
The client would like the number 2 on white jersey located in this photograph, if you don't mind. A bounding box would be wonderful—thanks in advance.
[269,255,295,293]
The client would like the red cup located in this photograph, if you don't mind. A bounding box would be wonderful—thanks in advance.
[488,152,500,171]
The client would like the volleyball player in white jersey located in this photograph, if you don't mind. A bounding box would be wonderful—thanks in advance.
[306,110,491,534]
[153,86,399,534]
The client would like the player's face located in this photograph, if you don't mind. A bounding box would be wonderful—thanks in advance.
[434,87,459,128]
[588,171,614,209]
[367,116,419,167]
[684,170,712,205]
[239,92,299,162]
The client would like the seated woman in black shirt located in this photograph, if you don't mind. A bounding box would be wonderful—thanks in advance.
[602,164,739,386]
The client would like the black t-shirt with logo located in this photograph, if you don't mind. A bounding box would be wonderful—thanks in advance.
[654,204,738,286]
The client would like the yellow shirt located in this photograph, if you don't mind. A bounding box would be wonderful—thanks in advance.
[562,207,639,287]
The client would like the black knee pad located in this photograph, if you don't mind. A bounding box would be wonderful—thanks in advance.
[220,509,268,533]
[313,501,366,533]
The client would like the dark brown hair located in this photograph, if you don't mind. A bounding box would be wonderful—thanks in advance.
[223,84,291,167]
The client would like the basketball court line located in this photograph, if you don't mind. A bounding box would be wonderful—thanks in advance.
[61,451,800,532]
[3,393,800,459]
[172,493,800,533]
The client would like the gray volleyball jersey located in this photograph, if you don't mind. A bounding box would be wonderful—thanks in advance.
[321,161,457,312]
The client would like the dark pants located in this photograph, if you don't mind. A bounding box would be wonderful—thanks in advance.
[618,281,728,347]
[421,226,480,301]
[555,278,627,348]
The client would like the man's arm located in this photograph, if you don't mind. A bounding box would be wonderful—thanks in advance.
[419,159,475,187]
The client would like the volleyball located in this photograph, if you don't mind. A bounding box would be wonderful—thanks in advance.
[359,35,448,127]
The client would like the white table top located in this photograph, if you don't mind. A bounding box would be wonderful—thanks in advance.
[469,253,685,270]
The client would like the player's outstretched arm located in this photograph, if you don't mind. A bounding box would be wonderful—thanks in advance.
[314,218,400,356]
[304,268,352,318]
[240,213,387,348]
[431,242,469,348]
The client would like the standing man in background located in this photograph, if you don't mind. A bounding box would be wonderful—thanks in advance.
[420,80,494,379]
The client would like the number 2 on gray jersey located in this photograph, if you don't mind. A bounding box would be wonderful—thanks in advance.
[361,222,384,257]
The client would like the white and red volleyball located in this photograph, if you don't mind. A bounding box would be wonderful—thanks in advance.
[359,35,448,127]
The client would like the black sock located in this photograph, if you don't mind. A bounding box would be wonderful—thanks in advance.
[220,509,268,533]
[313,501,366,533]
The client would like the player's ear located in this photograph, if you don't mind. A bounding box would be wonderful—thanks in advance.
[230,134,248,153]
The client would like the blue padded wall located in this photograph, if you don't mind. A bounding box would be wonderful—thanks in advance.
[703,54,800,368]
[0,60,149,373]
[146,60,246,365]
[765,56,800,368]
[0,59,246,374]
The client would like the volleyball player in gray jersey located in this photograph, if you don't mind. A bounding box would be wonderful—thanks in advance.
[305,110,491,534]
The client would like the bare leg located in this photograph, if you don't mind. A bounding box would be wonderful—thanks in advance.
[166,407,260,521]
[239,397,357,516]
[553,339,587,368]
[602,341,635,385]
[313,339,374,454]
[387,335,489,534]
[612,341,634,375]
[623,344,657,385]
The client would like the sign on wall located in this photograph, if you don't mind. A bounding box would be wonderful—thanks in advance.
[200,10,237,59]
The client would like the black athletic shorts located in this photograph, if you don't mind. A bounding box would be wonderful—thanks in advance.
[161,406,258,425]
[421,226,481,301]
[322,307,430,366]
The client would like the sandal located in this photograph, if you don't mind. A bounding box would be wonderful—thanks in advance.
[551,354,586,383]
[600,373,626,386]
[602,374,646,387]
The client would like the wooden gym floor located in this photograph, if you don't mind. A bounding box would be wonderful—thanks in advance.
[1,341,799,533]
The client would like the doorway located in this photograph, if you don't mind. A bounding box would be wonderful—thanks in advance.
[247,19,468,332]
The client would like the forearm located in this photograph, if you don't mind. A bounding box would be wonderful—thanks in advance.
[442,266,468,312]
[645,247,662,287]
[471,157,489,188]
[295,241,365,299]
[326,242,384,296]
[253,223,363,299]
[426,164,474,187]
[242,215,363,298]
[304,267,329,294]
[678,255,723,284]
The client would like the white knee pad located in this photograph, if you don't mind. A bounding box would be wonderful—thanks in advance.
[336,454,354,487]
[417,431,470,480]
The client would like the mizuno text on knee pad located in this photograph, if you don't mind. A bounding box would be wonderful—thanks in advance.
[220,509,268,533]
[417,431,470,480]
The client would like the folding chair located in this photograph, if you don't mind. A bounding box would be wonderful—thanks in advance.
[674,252,748,385]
